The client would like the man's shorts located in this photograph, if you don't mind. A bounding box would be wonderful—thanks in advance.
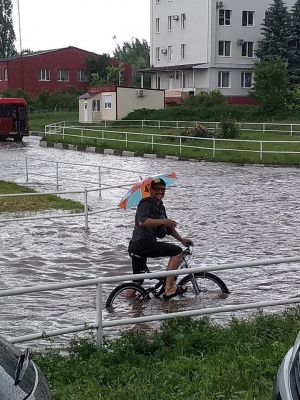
[128,240,182,283]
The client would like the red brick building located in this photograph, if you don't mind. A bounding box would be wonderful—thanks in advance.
[0,46,131,96]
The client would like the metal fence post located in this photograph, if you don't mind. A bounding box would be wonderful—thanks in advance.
[212,138,216,157]
[56,162,59,189]
[25,157,29,182]
[84,188,89,229]
[96,283,103,347]
[98,167,102,199]
[260,142,263,160]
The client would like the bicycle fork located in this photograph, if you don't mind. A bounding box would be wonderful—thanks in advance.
[189,273,201,295]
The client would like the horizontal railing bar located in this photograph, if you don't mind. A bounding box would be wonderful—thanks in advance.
[10,295,300,344]
[1,255,300,297]
[25,155,151,174]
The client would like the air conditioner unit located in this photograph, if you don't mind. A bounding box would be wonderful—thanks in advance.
[172,15,179,20]
[137,89,146,97]
[161,48,167,54]
[237,39,245,46]
[216,0,224,7]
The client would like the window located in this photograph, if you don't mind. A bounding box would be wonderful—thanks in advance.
[241,72,253,88]
[181,44,186,60]
[219,10,231,26]
[77,69,88,82]
[4,68,7,81]
[242,11,254,27]
[168,16,172,31]
[104,94,112,109]
[0,70,2,81]
[92,99,101,111]
[181,13,186,29]
[168,46,173,61]
[218,41,231,57]
[156,47,161,62]
[218,72,230,88]
[156,18,160,33]
[38,68,50,81]
[242,42,254,57]
[57,69,69,82]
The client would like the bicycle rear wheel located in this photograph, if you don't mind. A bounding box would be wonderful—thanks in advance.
[105,282,148,310]
[178,272,229,299]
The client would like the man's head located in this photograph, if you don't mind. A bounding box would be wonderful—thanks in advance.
[150,178,166,189]
[150,178,166,201]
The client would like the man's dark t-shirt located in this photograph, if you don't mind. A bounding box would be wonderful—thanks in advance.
[131,197,169,243]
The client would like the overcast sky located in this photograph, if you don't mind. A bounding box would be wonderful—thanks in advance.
[12,0,150,55]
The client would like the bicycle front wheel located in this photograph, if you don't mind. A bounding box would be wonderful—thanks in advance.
[178,272,229,299]
[105,282,148,310]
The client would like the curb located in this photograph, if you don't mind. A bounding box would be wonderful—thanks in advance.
[39,140,200,163]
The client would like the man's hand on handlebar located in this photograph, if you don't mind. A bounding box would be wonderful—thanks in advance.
[181,238,194,247]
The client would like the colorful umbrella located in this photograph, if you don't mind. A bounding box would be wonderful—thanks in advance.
[118,172,177,210]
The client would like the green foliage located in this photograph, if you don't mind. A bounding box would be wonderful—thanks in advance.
[218,115,240,139]
[33,308,300,400]
[85,53,110,84]
[0,0,16,58]
[113,37,150,88]
[182,90,226,107]
[289,0,300,84]
[256,0,291,63]
[288,83,300,111]
[251,58,289,114]
[0,88,80,112]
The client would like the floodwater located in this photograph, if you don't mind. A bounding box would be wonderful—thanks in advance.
[1,136,300,347]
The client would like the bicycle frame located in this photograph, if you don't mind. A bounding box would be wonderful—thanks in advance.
[178,245,201,295]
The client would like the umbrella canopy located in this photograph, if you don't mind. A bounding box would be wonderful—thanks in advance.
[119,172,177,210]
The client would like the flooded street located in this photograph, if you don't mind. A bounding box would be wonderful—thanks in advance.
[1,136,300,346]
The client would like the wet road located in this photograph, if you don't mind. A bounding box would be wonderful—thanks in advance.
[1,136,300,346]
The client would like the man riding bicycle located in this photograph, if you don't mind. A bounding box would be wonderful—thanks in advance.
[127,178,193,299]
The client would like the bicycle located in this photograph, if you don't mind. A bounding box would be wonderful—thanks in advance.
[105,245,230,309]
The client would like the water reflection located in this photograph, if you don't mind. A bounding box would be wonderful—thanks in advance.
[1,137,300,347]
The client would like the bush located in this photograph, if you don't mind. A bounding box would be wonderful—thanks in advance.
[218,115,240,139]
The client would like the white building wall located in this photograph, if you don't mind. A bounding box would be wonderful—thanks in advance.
[150,0,295,97]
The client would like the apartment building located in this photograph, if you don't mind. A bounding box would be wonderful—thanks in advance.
[149,0,294,102]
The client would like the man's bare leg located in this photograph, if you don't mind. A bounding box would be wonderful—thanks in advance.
[164,253,183,296]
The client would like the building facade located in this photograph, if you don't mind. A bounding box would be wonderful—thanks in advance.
[78,86,165,122]
[149,0,294,102]
[0,47,131,96]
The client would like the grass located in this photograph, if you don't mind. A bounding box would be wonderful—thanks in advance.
[33,307,300,400]
[29,111,79,132]
[39,120,300,165]
[0,180,83,213]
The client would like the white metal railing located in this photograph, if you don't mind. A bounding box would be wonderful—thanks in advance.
[2,255,300,347]
[0,187,121,229]
[44,120,300,136]
[44,121,300,161]
[24,156,150,192]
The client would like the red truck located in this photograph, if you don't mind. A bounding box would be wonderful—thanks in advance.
[0,98,29,141]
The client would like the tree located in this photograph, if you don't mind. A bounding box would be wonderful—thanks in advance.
[251,58,289,114]
[256,0,292,63]
[113,37,150,87]
[85,53,110,84]
[289,0,300,85]
[89,63,125,86]
[0,0,16,58]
